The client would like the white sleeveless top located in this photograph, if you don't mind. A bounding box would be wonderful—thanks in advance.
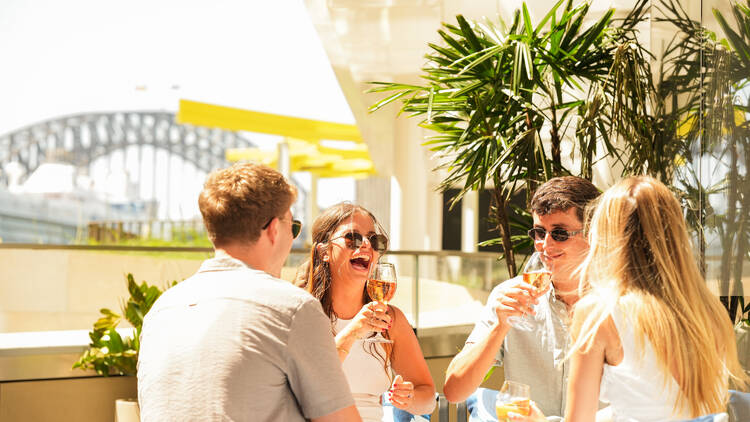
[600,307,691,421]
[334,318,392,422]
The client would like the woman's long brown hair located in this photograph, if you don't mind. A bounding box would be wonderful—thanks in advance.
[294,202,393,377]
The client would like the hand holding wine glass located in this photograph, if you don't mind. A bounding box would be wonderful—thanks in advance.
[365,262,397,343]
[506,252,552,331]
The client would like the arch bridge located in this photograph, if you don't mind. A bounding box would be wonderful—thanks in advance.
[0,111,255,187]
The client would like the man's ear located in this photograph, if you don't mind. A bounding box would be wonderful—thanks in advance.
[265,217,280,245]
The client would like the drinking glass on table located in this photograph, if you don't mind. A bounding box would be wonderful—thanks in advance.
[365,262,397,344]
[507,252,552,331]
[495,381,531,421]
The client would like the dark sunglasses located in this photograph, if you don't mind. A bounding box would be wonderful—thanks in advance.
[330,231,388,253]
[527,227,583,242]
[263,216,302,239]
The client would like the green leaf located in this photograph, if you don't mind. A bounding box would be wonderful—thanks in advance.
[534,0,565,35]
[456,15,483,53]
[483,366,496,382]
[522,3,534,38]
[73,273,174,376]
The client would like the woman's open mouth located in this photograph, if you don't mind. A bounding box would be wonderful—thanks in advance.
[350,256,370,271]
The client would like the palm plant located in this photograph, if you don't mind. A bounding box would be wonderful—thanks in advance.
[582,0,724,270]
[712,1,750,321]
[369,0,641,276]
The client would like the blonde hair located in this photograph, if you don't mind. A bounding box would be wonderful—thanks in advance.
[198,163,297,247]
[571,176,748,417]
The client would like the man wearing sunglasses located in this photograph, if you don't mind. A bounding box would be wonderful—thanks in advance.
[138,163,361,422]
[444,176,601,420]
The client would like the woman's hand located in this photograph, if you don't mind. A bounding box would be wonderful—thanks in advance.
[508,401,546,421]
[347,301,391,339]
[335,302,391,360]
[387,375,414,410]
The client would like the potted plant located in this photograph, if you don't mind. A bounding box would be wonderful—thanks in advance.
[73,273,175,421]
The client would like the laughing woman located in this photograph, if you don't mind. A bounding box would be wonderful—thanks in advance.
[295,202,436,421]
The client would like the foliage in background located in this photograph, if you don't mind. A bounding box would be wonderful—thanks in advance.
[86,224,213,260]
[713,0,750,321]
[87,223,212,248]
[369,0,750,313]
[73,273,175,376]
[369,0,644,277]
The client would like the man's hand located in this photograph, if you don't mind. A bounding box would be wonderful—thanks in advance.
[492,279,542,327]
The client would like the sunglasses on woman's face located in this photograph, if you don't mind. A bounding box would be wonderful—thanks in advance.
[330,231,388,253]
[527,227,583,242]
[263,216,302,239]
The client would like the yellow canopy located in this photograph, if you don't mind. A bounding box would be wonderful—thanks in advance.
[177,99,363,143]
[225,139,375,178]
[178,99,375,178]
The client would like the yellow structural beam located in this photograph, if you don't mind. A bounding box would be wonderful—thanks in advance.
[225,146,375,179]
[177,99,363,143]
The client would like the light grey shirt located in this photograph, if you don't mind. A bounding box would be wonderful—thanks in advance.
[138,256,354,422]
[465,276,571,419]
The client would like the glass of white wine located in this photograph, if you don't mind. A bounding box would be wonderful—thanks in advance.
[507,252,552,331]
[495,380,531,421]
[365,262,397,344]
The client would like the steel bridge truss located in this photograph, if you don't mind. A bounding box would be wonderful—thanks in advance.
[0,111,256,186]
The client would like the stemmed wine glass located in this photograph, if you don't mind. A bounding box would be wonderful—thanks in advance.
[495,380,531,421]
[507,252,551,331]
[365,262,397,344]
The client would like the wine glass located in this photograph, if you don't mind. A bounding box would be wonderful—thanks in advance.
[365,262,397,344]
[507,252,551,331]
[495,380,531,421]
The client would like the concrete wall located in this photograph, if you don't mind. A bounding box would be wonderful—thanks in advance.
[0,376,137,422]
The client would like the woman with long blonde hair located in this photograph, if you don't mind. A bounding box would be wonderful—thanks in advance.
[295,202,435,421]
[556,176,747,421]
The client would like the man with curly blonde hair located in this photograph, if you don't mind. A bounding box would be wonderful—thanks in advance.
[138,163,361,422]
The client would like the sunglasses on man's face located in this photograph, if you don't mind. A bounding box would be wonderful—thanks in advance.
[330,231,388,253]
[263,216,302,239]
[527,227,583,242]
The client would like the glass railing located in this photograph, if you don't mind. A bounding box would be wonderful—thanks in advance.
[0,244,506,335]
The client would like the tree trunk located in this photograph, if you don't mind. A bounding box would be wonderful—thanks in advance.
[493,187,517,278]
[550,125,562,173]
[720,135,739,299]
